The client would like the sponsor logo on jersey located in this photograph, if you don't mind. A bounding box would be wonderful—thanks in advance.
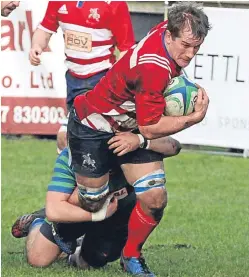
[114,188,128,200]
[58,4,68,14]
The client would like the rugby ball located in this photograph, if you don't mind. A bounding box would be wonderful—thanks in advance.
[163,76,198,116]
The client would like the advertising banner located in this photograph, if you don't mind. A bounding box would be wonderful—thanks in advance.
[1,0,67,134]
[174,7,249,149]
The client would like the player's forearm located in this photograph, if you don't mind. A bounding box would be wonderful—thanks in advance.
[46,200,92,223]
[139,115,196,140]
[32,28,52,50]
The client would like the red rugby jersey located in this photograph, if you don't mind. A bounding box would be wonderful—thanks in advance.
[39,1,135,78]
[74,21,182,132]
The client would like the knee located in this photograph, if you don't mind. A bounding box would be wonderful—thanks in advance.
[150,188,167,221]
[139,188,167,221]
[27,254,51,268]
[134,169,167,210]
[146,187,168,210]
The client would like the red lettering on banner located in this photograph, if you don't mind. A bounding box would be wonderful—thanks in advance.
[1,11,51,52]
[1,20,16,51]
[2,76,12,88]
[30,72,39,88]
[30,72,54,89]
[47,73,54,89]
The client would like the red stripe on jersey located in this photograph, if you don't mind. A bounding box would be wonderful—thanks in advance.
[68,69,108,79]
[66,54,112,65]
[86,118,97,129]
[92,39,114,47]
[102,115,119,131]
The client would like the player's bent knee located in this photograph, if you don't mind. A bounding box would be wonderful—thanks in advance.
[27,254,51,268]
[138,188,167,221]
[145,187,167,210]
[26,228,59,268]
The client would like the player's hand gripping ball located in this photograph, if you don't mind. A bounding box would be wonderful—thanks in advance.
[164,76,198,116]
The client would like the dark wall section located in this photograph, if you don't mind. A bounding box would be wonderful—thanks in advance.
[130,12,164,42]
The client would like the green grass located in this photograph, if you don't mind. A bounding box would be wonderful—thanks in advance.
[2,137,249,277]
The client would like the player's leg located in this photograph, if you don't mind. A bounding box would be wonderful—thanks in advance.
[27,218,91,267]
[67,108,115,210]
[118,150,166,276]
[78,229,128,269]
[69,189,136,269]
[26,220,61,267]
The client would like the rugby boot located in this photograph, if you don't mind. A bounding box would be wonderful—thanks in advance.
[120,252,156,277]
[11,208,46,238]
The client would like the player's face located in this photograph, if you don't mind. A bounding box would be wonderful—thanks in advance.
[165,28,204,68]
[1,1,20,17]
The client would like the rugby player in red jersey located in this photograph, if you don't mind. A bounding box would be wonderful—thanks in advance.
[28,1,135,153]
[68,2,211,276]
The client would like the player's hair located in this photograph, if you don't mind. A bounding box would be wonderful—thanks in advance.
[167,2,211,39]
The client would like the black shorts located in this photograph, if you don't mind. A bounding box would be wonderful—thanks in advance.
[68,107,164,177]
[40,190,136,267]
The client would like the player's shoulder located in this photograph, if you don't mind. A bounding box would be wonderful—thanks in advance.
[148,20,168,35]
[105,1,128,11]
[56,148,70,165]
[138,47,171,72]
[46,1,64,11]
[54,148,75,177]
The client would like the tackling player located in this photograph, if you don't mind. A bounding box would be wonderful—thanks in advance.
[28,1,135,153]
[12,133,181,271]
[67,2,211,276]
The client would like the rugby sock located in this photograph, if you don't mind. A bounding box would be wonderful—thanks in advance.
[29,218,44,232]
[123,201,158,258]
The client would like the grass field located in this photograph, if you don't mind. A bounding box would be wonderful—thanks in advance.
[2,137,249,277]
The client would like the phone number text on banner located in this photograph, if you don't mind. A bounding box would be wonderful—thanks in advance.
[1,98,66,135]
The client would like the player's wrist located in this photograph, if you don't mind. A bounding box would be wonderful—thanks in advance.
[91,209,106,221]
[187,112,201,125]
[137,134,151,150]
[90,195,114,221]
